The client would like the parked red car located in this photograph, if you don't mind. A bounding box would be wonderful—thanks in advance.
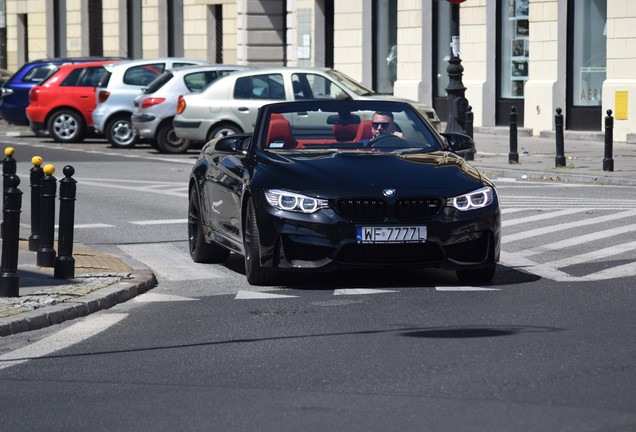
[26,60,120,143]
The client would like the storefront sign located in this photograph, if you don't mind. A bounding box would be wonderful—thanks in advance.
[579,67,605,106]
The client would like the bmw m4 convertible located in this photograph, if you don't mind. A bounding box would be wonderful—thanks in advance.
[188,99,500,286]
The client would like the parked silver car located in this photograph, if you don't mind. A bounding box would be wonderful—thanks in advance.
[173,67,442,145]
[132,64,249,153]
[92,57,208,148]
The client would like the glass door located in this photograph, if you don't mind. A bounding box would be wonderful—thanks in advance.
[567,0,606,130]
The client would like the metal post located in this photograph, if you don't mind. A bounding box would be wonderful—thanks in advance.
[554,108,566,167]
[0,174,22,297]
[37,164,57,268]
[54,166,77,279]
[464,106,474,160]
[445,1,468,135]
[28,156,44,251]
[509,106,519,164]
[2,147,16,239]
[603,109,614,172]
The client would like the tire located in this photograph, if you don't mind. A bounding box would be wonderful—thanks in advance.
[244,199,281,286]
[106,114,138,148]
[206,123,242,143]
[156,122,190,154]
[47,109,86,143]
[188,187,230,263]
[456,265,496,284]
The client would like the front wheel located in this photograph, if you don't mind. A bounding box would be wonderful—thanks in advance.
[188,187,230,263]
[106,114,138,148]
[48,109,86,143]
[156,122,190,154]
[244,199,281,286]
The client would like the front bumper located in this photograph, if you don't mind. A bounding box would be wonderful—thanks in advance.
[252,196,501,272]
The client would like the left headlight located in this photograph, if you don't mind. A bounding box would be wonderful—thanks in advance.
[447,186,495,211]
[265,189,329,214]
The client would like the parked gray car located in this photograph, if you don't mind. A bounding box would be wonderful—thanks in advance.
[173,67,442,146]
[92,57,208,148]
[132,64,249,153]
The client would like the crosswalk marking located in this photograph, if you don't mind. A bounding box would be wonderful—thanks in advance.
[502,209,636,244]
[517,223,636,257]
[130,219,187,225]
[502,208,583,227]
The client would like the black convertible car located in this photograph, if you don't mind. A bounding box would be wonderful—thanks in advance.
[188,100,500,286]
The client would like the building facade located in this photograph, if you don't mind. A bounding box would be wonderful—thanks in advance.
[1,0,634,141]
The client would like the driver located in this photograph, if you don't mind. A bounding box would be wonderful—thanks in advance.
[371,111,403,138]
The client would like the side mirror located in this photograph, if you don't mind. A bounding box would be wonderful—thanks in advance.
[441,132,476,159]
[213,134,251,154]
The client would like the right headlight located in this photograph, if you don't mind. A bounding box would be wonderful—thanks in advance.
[446,186,495,211]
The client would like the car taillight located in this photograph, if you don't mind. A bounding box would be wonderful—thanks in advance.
[98,90,110,103]
[176,95,186,114]
[141,97,166,109]
[29,87,40,103]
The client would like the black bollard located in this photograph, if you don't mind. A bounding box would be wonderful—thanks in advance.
[28,156,44,251]
[603,109,614,172]
[464,106,474,160]
[555,108,566,167]
[508,106,519,164]
[2,147,17,240]
[0,174,22,297]
[37,164,57,268]
[54,166,77,279]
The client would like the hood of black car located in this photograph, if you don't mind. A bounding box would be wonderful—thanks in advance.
[258,150,486,198]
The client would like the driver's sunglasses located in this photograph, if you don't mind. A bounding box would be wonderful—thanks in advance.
[372,121,393,129]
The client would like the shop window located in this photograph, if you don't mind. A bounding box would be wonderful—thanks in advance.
[501,0,529,99]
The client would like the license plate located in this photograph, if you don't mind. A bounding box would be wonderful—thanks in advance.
[356,226,427,244]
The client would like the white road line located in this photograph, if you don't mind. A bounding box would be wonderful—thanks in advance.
[546,240,636,268]
[235,291,298,299]
[130,219,187,225]
[133,293,198,302]
[502,209,636,244]
[435,286,500,291]
[502,208,583,227]
[73,223,116,229]
[78,180,188,198]
[334,289,398,295]
[0,313,127,371]
[118,243,228,281]
[517,223,636,257]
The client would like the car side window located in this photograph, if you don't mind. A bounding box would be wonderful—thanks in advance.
[77,67,107,87]
[184,71,218,92]
[123,63,165,86]
[23,65,58,83]
[303,73,346,99]
[60,69,83,86]
[234,74,285,100]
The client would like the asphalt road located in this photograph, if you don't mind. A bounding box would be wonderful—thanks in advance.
[1,135,635,431]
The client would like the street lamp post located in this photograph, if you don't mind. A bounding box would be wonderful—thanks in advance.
[445,0,468,134]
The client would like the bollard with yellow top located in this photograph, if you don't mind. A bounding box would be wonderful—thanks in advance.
[29,155,45,251]
[37,163,57,267]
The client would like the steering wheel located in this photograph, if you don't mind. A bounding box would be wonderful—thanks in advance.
[369,133,406,148]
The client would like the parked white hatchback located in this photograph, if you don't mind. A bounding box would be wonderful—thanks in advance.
[93,57,208,148]
[132,64,249,153]
[173,67,442,145]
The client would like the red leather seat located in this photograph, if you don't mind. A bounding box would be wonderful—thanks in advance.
[332,123,358,142]
[266,114,297,149]
[355,120,373,141]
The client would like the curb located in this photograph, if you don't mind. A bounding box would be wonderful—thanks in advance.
[0,269,157,337]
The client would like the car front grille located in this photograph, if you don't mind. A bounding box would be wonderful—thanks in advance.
[334,198,443,222]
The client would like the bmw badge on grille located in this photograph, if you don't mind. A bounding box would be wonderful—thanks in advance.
[383,188,396,197]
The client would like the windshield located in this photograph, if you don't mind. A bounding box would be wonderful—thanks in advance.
[326,70,375,96]
[260,101,442,153]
